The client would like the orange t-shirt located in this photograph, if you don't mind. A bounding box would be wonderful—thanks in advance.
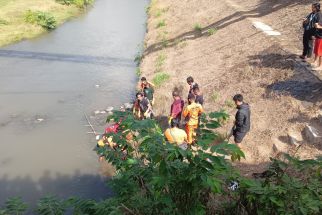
[183,102,203,126]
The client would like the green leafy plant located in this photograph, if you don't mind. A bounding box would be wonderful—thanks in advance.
[0,197,28,215]
[194,23,202,32]
[231,155,322,215]
[152,72,170,87]
[56,0,94,7]
[136,68,142,76]
[225,99,235,108]
[156,19,166,28]
[155,53,167,73]
[0,18,8,25]
[207,28,217,36]
[211,91,220,102]
[25,10,57,30]
[36,196,66,215]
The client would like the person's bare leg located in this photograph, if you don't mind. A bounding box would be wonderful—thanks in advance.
[312,55,318,66]
[314,56,322,70]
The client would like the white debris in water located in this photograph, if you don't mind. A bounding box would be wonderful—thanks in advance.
[252,21,281,36]
[124,102,133,109]
[105,106,114,112]
[95,84,100,88]
[36,118,44,122]
[100,111,106,114]
[95,135,101,140]
[94,110,100,115]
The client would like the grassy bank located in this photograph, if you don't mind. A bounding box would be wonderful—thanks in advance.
[0,0,87,47]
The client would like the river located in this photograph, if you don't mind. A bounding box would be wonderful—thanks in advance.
[0,0,148,205]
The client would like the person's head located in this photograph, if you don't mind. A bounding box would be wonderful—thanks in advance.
[188,93,196,103]
[136,92,144,101]
[141,77,147,85]
[233,94,243,107]
[312,3,320,12]
[186,76,194,85]
[172,91,180,100]
[170,118,180,128]
[192,86,200,95]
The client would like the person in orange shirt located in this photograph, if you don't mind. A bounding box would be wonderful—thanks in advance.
[183,93,204,144]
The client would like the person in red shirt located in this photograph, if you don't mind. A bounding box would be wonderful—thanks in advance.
[169,91,184,123]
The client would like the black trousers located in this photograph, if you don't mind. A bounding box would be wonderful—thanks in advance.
[302,30,314,58]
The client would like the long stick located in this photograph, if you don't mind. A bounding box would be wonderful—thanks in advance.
[84,112,97,136]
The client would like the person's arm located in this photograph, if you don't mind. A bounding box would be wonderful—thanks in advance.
[148,81,155,88]
[183,106,189,118]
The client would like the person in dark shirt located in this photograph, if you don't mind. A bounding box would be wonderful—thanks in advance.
[232,94,250,145]
[192,86,204,106]
[136,92,153,119]
[312,3,322,70]
[186,76,199,95]
[143,85,154,105]
[300,3,319,60]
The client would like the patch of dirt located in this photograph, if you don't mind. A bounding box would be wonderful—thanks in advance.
[140,0,322,173]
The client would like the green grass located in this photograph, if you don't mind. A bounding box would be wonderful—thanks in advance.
[0,0,84,47]
[156,19,166,28]
[224,99,235,108]
[155,53,167,73]
[194,23,202,32]
[207,28,217,36]
[211,91,220,102]
[135,68,142,76]
[152,72,170,87]
[25,10,57,30]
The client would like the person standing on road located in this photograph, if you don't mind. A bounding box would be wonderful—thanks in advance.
[232,94,250,145]
[300,3,319,61]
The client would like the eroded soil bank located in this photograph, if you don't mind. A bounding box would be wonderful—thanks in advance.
[140,0,322,174]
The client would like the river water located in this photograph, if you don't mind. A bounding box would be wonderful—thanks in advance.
[0,0,148,205]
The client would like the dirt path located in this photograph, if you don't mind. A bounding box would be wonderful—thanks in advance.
[140,0,322,173]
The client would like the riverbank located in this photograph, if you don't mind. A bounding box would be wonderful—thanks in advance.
[140,0,322,173]
[0,0,87,47]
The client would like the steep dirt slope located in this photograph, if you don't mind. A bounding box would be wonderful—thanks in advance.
[140,0,322,173]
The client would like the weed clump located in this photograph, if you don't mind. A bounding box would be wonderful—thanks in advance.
[207,28,217,36]
[156,19,166,28]
[152,72,170,87]
[56,0,94,7]
[155,53,167,73]
[194,23,202,32]
[25,10,57,30]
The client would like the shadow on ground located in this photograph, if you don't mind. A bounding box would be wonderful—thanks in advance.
[144,0,309,55]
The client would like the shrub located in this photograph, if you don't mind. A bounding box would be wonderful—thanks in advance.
[156,19,166,28]
[56,0,94,7]
[211,91,220,102]
[194,23,202,32]
[155,53,167,73]
[0,18,8,25]
[0,197,28,215]
[207,28,217,36]
[136,68,142,76]
[25,10,57,30]
[152,72,170,87]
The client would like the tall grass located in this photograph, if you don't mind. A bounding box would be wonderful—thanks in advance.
[25,10,57,30]
[152,72,170,87]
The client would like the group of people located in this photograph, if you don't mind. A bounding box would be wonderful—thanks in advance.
[133,76,251,148]
[301,2,322,70]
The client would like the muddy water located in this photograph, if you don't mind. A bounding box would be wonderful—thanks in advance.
[0,0,148,205]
